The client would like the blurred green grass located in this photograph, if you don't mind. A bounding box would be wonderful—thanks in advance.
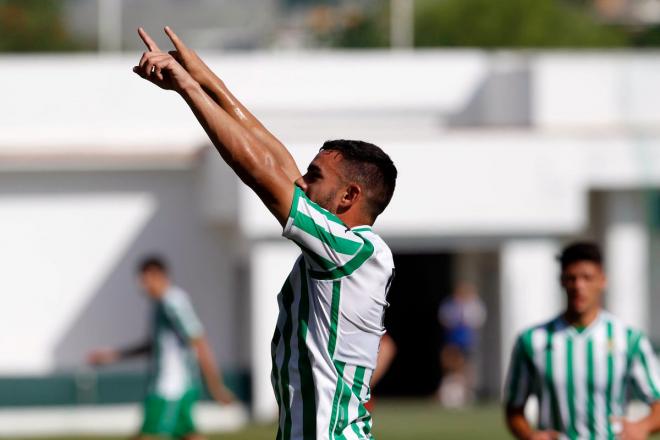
[6,400,510,440]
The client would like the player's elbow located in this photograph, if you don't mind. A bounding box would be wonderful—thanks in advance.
[241,150,283,190]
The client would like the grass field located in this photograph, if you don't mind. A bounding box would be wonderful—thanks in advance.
[7,400,510,440]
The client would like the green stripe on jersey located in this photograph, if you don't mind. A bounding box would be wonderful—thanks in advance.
[507,340,525,406]
[300,244,337,271]
[639,343,660,398]
[350,366,368,438]
[278,279,295,440]
[310,236,374,280]
[329,361,347,440]
[327,281,341,357]
[290,186,345,227]
[586,338,596,440]
[293,212,363,255]
[605,322,614,439]
[545,324,563,431]
[296,261,317,439]
[566,337,577,440]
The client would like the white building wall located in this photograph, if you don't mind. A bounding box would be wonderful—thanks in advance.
[605,191,651,332]
[0,168,242,373]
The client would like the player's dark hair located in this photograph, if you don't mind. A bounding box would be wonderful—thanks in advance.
[138,255,169,274]
[557,242,603,270]
[320,139,397,219]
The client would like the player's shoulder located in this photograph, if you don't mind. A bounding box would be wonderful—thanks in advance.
[163,285,192,307]
[353,227,393,264]
[600,310,646,339]
[516,315,564,343]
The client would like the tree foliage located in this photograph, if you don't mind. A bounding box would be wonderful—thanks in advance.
[414,0,627,48]
[0,0,81,52]
[321,0,631,49]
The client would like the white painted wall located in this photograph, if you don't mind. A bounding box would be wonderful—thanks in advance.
[0,169,242,373]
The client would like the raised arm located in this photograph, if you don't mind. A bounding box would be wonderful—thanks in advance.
[143,27,301,183]
[133,28,294,225]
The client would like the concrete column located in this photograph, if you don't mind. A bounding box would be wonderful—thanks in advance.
[390,0,414,49]
[98,0,123,52]
[249,241,300,422]
[604,191,650,332]
[500,239,561,385]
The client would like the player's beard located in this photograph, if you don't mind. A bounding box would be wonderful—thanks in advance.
[314,187,340,214]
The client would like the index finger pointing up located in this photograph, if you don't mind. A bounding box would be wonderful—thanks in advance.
[164,26,186,52]
[138,27,160,52]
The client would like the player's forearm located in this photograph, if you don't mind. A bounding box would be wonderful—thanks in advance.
[639,402,660,434]
[180,82,283,192]
[118,341,152,359]
[506,407,535,440]
[200,75,301,182]
[194,338,229,401]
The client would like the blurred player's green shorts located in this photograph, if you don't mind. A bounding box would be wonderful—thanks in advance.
[140,388,199,437]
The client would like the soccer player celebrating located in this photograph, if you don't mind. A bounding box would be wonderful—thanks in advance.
[504,242,660,440]
[132,27,397,440]
[88,256,234,440]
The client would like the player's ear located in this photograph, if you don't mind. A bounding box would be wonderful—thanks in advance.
[340,183,361,209]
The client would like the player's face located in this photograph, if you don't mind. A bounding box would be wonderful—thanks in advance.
[297,151,347,213]
[139,269,169,298]
[560,261,606,315]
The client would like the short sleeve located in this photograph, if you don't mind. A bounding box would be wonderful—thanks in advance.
[629,332,660,404]
[163,292,204,341]
[283,186,374,279]
[504,334,535,408]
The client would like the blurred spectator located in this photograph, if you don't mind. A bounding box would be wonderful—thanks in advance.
[437,282,486,407]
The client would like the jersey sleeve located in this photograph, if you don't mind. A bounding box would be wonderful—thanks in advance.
[629,332,660,404]
[163,293,204,341]
[283,185,374,279]
[504,334,535,408]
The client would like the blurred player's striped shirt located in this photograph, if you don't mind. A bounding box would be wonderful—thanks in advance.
[505,312,660,439]
[271,186,395,440]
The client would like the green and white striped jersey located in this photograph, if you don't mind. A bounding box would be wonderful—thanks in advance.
[505,311,660,439]
[271,186,395,440]
[149,286,204,399]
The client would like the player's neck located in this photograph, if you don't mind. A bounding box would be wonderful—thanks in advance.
[337,210,373,229]
[563,307,601,329]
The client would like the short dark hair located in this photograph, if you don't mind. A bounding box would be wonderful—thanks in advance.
[320,139,397,219]
[557,242,603,270]
[138,255,169,274]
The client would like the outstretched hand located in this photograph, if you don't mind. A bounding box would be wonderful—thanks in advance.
[162,26,217,87]
[87,348,119,366]
[133,27,197,93]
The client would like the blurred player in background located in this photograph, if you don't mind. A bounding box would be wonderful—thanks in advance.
[131,26,397,440]
[88,256,233,440]
[437,282,486,407]
[504,242,660,440]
